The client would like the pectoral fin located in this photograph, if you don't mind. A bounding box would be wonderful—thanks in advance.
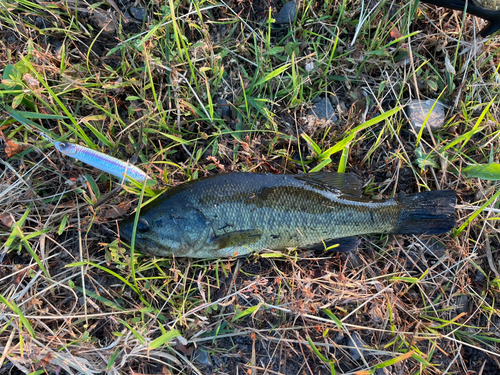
[306,236,360,253]
[211,229,262,250]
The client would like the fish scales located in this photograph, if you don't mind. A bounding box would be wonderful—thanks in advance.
[120,173,456,258]
[194,177,397,253]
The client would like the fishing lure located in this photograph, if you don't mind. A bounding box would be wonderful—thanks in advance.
[420,0,500,36]
[54,141,150,183]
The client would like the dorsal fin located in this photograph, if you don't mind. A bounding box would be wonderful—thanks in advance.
[296,172,363,197]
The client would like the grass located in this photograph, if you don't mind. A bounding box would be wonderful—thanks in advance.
[1,0,500,373]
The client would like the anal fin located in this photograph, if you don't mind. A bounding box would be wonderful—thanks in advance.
[307,236,360,253]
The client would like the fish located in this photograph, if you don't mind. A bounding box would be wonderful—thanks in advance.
[119,172,456,258]
[54,141,151,183]
[420,0,500,37]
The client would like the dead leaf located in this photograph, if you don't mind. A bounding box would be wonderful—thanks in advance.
[101,201,132,219]
[0,213,14,228]
[92,8,119,34]
[0,130,28,158]
[23,73,39,90]
[390,26,403,39]
[5,139,27,157]
[38,352,53,368]
[175,338,194,356]
[445,52,456,74]
[105,0,129,23]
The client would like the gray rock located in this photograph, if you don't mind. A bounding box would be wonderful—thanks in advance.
[49,39,63,56]
[305,61,315,73]
[93,8,118,34]
[216,98,231,118]
[370,305,385,324]
[455,295,469,315]
[475,270,486,283]
[407,99,446,133]
[374,368,392,375]
[129,7,147,21]
[348,332,367,360]
[329,94,340,107]
[275,1,296,25]
[308,97,338,122]
[193,348,211,366]
[333,331,344,344]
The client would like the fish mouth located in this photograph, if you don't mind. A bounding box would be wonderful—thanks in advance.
[119,230,155,252]
[119,220,133,243]
[119,221,152,251]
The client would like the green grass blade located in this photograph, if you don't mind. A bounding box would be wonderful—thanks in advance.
[0,294,36,337]
[454,188,500,236]
[462,163,500,180]
[149,329,181,349]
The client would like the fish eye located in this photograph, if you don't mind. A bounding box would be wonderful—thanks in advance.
[137,218,150,233]
[58,142,70,151]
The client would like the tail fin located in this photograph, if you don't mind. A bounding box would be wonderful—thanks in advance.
[479,18,500,37]
[390,190,456,235]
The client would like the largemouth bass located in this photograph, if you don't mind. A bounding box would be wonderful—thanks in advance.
[120,172,456,258]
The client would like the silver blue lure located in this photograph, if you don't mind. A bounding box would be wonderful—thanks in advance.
[54,141,150,183]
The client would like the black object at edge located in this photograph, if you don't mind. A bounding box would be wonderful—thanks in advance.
[420,0,500,36]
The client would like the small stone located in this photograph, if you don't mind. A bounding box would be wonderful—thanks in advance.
[305,62,315,73]
[333,331,344,344]
[339,101,348,112]
[388,3,400,18]
[275,1,296,25]
[407,99,446,133]
[475,270,486,283]
[455,295,469,315]
[193,348,211,366]
[329,94,340,107]
[49,39,63,56]
[216,98,231,118]
[129,7,147,21]
[374,368,392,375]
[92,8,118,34]
[304,96,338,133]
[35,16,46,29]
[348,332,367,360]
[370,305,385,324]
[308,97,338,122]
